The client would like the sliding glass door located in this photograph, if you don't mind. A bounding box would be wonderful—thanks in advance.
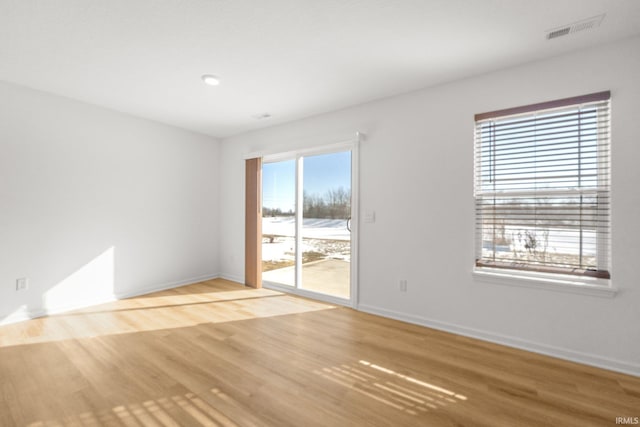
[261,147,354,302]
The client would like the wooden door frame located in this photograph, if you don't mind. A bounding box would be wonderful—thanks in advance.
[245,157,262,288]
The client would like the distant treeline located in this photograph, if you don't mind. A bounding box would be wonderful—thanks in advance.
[263,186,351,219]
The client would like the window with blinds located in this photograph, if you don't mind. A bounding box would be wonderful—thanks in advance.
[474,92,611,279]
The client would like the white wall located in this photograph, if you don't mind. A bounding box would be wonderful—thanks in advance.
[219,36,640,375]
[0,81,220,323]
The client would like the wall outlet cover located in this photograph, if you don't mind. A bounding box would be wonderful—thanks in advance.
[16,278,29,291]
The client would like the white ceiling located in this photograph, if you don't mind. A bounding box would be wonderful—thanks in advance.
[1,0,640,138]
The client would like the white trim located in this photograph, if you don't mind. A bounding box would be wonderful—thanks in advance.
[262,281,352,307]
[357,303,640,377]
[596,102,611,272]
[219,272,245,284]
[244,132,364,161]
[0,306,44,326]
[0,272,221,326]
[113,273,220,299]
[472,267,617,297]
[350,135,361,308]
[295,156,303,290]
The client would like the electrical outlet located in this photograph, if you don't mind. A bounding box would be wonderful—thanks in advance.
[399,279,408,292]
[16,278,29,291]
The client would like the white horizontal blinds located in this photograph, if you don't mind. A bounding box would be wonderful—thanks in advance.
[474,92,611,279]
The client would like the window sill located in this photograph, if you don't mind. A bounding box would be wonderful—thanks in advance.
[472,267,617,298]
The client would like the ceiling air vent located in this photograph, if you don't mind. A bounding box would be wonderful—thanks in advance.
[546,14,605,40]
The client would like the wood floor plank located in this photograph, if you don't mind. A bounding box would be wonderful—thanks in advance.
[0,278,638,426]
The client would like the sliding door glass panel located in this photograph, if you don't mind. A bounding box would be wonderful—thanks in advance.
[301,151,351,298]
[262,159,296,286]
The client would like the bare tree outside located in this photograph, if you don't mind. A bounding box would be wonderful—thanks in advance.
[302,186,351,219]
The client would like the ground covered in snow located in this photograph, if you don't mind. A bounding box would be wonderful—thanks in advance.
[262,217,351,271]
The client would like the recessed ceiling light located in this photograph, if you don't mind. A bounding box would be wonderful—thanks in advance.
[201,74,220,86]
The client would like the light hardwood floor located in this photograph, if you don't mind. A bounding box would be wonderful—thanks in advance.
[0,279,638,426]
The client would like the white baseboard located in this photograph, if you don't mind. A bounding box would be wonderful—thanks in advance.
[357,303,640,378]
[0,272,221,326]
[113,273,220,299]
[0,306,41,326]
[218,273,244,284]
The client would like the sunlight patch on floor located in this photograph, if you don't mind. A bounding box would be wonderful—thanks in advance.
[314,360,467,416]
[25,389,241,427]
[359,360,468,401]
[0,281,336,348]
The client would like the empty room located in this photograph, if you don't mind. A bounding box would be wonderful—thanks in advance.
[1,1,639,426]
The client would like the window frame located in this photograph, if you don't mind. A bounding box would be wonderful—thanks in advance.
[473,92,614,294]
